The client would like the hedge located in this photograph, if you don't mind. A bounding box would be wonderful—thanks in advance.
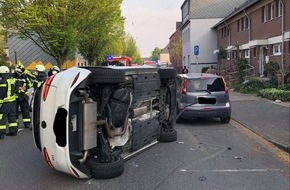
[258,88,290,101]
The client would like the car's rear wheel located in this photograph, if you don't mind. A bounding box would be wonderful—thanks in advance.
[158,68,177,79]
[90,68,125,84]
[220,117,231,123]
[86,156,124,179]
[158,129,177,142]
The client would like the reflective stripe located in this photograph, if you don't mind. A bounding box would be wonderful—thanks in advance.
[0,84,7,87]
[0,114,2,120]
[0,125,6,130]
[16,78,26,82]
[23,118,31,122]
[9,122,18,127]
[3,97,16,102]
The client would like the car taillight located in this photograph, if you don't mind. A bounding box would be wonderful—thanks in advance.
[71,72,80,88]
[182,78,187,94]
[222,78,229,94]
[42,74,56,101]
[43,147,54,169]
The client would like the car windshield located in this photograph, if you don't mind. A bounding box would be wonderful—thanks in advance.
[186,77,225,92]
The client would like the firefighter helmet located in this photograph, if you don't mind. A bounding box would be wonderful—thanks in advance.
[35,64,46,72]
[0,66,10,74]
[51,66,60,72]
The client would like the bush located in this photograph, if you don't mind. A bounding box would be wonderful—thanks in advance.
[262,80,278,89]
[264,61,279,78]
[240,79,264,94]
[277,83,290,91]
[233,82,243,92]
[258,88,290,101]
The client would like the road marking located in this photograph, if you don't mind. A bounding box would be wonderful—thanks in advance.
[184,169,283,173]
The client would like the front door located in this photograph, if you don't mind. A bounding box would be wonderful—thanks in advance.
[259,47,267,77]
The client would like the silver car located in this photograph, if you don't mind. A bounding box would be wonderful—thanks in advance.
[176,73,231,123]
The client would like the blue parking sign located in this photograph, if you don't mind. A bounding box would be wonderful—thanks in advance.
[194,45,199,56]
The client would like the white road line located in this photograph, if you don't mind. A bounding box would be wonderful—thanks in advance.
[183,169,283,173]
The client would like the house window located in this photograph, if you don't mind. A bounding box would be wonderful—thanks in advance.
[273,44,282,55]
[245,50,250,58]
[241,17,244,30]
[224,27,226,37]
[227,52,230,60]
[262,6,267,22]
[253,47,257,58]
[270,3,275,20]
[277,1,282,17]
[237,20,240,32]
[245,17,249,29]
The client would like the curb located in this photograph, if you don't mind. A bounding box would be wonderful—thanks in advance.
[232,118,290,153]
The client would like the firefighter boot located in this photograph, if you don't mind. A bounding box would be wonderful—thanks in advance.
[6,128,18,136]
[0,130,6,139]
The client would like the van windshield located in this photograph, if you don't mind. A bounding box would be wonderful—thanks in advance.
[187,77,225,92]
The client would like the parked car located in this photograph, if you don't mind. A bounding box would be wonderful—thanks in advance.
[176,73,231,123]
[32,66,177,179]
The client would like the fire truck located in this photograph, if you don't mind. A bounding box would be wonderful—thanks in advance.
[106,56,132,67]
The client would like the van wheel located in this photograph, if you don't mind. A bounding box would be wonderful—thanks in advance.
[90,68,125,84]
[158,129,177,142]
[159,68,177,79]
[86,156,124,179]
[220,117,231,123]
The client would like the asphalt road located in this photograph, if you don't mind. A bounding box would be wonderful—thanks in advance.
[0,118,289,190]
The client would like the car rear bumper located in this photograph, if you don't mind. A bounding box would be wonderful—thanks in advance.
[178,105,231,119]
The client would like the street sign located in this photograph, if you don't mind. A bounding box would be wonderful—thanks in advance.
[194,45,199,56]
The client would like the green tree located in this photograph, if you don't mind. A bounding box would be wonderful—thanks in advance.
[217,47,227,65]
[150,47,161,61]
[123,34,142,64]
[78,0,125,66]
[0,26,8,66]
[170,30,182,72]
[237,57,247,83]
[0,0,89,68]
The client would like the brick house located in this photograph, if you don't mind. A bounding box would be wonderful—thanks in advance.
[213,0,290,81]
[180,0,249,73]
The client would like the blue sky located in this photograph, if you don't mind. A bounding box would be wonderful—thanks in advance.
[121,0,184,57]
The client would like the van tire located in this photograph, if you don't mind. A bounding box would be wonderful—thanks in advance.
[86,156,124,179]
[220,117,231,123]
[159,68,177,79]
[158,129,177,142]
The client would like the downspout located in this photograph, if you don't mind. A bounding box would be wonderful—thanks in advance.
[280,0,285,75]
[243,10,251,63]
[223,21,231,81]
[243,9,252,78]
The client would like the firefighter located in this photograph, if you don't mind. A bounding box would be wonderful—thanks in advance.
[0,66,18,139]
[14,64,32,129]
[48,65,60,77]
[17,63,47,90]
[17,64,48,113]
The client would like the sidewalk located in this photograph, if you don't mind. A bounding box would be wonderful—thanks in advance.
[229,90,290,153]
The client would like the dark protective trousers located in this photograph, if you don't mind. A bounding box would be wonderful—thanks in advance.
[0,101,18,134]
[16,95,31,128]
